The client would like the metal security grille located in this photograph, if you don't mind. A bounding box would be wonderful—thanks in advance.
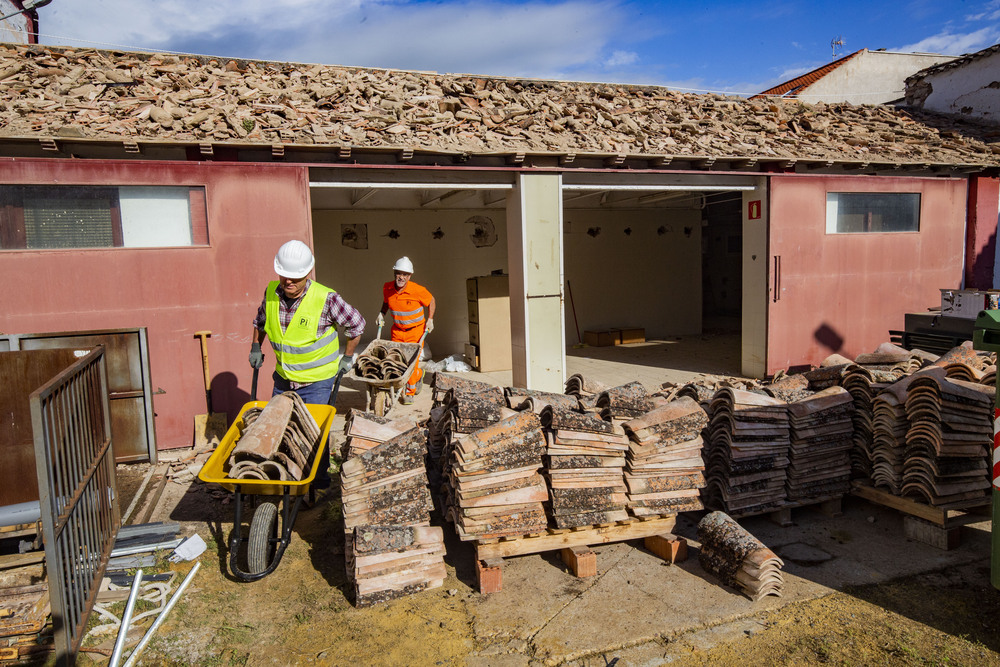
[30,347,120,662]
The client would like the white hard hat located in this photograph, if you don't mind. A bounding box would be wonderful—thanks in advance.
[274,240,315,279]
[393,256,414,273]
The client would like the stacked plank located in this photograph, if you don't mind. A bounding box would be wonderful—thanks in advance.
[596,381,656,422]
[698,511,784,601]
[785,387,855,501]
[340,426,442,606]
[902,371,994,505]
[621,397,708,516]
[539,405,630,527]
[350,525,446,608]
[447,411,549,540]
[227,391,321,481]
[565,373,610,410]
[703,388,790,515]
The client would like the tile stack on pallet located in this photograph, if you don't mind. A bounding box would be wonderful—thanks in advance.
[433,386,512,509]
[340,410,416,459]
[621,396,708,517]
[784,386,855,501]
[703,388,790,515]
[902,369,994,506]
[539,405,630,527]
[447,410,550,540]
[697,511,784,601]
[565,373,610,411]
[428,374,499,462]
[505,386,580,413]
[870,371,924,494]
[841,364,896,481]
[340,425,442,606]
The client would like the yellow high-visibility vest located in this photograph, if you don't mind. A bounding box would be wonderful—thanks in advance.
[264,280,340,383]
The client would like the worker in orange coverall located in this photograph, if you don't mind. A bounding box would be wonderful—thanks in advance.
[376,256,436,405]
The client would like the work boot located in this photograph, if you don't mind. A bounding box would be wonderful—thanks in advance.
[401,392,415,405]
[414,375,423,395]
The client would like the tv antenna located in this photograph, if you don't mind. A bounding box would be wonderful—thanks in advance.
[831,36,845,58]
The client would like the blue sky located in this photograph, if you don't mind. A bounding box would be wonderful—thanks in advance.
[31,0,1000,96]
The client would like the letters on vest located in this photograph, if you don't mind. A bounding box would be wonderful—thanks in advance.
[264,280,340,383]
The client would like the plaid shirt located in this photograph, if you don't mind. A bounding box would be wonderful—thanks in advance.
[253,280,366,339]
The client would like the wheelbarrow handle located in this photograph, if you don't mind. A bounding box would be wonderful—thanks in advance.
[251,366,259,402]
[328,368,346,407]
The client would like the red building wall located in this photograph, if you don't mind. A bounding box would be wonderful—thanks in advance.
[0,158,313,449]
[766,174,967,374]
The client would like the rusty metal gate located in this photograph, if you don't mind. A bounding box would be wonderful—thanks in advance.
[31,346,120,663]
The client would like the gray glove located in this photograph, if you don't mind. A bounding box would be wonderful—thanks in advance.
[341,354,356,374]
[249,342,264,369]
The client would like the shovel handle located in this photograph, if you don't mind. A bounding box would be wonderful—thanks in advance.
[194,331,212,391]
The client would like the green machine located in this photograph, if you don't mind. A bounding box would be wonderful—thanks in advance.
[972,309,1000,591]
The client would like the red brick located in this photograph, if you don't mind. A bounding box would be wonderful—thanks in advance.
[476,558,503,594]
[560,546,597,577]
[644,534,688,563]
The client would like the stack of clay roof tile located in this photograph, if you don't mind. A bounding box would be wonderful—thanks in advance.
[349,525,446,608]
[902,367,994,505]
[447,411,549,540]
[432,385,511,490]
[841,364,896,480]
[870,371,924,494]
[703,388,790,514]
[621,396,708,517]
[697,511,784,601]
[340,409,416,459]
[595,381,656,422]
[784,387,855,501]
[506,386,580,413]
[340,425,441,605]
[539,405,630,527]
[227,391,321,481]
[565,373,610,410]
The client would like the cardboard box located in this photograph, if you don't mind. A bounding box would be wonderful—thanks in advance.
[616,327,645,344]
[464,343,479,369]
[584,330,620,347]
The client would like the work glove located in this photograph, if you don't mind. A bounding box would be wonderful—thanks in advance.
[376,312,385,328]
[425,319,434,334]
[249,342,264,369]
[341,354,356,374]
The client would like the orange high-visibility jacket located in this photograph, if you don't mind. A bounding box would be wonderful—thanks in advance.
[383,280,433,341]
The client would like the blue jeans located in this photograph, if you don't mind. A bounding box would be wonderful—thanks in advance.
[271,372,334,489]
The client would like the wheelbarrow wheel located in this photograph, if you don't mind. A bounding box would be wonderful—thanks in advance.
[373,390,390,417]
[248,501,278,574]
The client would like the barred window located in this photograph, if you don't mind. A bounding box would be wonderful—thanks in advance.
[1,185,208,249]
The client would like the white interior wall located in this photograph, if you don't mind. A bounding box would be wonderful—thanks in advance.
[311,208,507,358]
[562,207,702,339]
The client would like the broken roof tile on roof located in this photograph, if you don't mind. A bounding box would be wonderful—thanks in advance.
[0,43,998,168]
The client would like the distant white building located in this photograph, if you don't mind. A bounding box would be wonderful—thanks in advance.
[905,43,1000,125]
[755,48,958,105]
[0,1,40,44]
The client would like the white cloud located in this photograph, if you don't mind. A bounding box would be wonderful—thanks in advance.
[966,0,1000,21]
[892,25,1000,55]
[38,0,631,80]
[604,50,637,67]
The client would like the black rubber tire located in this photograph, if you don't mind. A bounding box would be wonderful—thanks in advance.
[247,501,278,574]
[373,390,390,417]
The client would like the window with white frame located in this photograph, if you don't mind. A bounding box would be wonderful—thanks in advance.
[0,185,208,249]
[826,192,920,234]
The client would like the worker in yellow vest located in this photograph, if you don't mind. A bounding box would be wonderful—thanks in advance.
[377,256,435,405]
[250,240,365,405]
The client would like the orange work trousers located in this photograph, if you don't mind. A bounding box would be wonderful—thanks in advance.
[391,325,424,393]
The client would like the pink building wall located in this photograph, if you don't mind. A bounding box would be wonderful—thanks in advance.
[0,157,313,449]
[766,174,967,374]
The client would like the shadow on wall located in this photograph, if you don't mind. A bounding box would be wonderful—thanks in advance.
[814,323,845,358]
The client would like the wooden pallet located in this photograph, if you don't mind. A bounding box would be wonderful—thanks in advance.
[471,515,682,593]
[850,480,991,550]
[728,494,844,527]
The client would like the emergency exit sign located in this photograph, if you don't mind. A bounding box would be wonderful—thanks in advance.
[748,200,762,220]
